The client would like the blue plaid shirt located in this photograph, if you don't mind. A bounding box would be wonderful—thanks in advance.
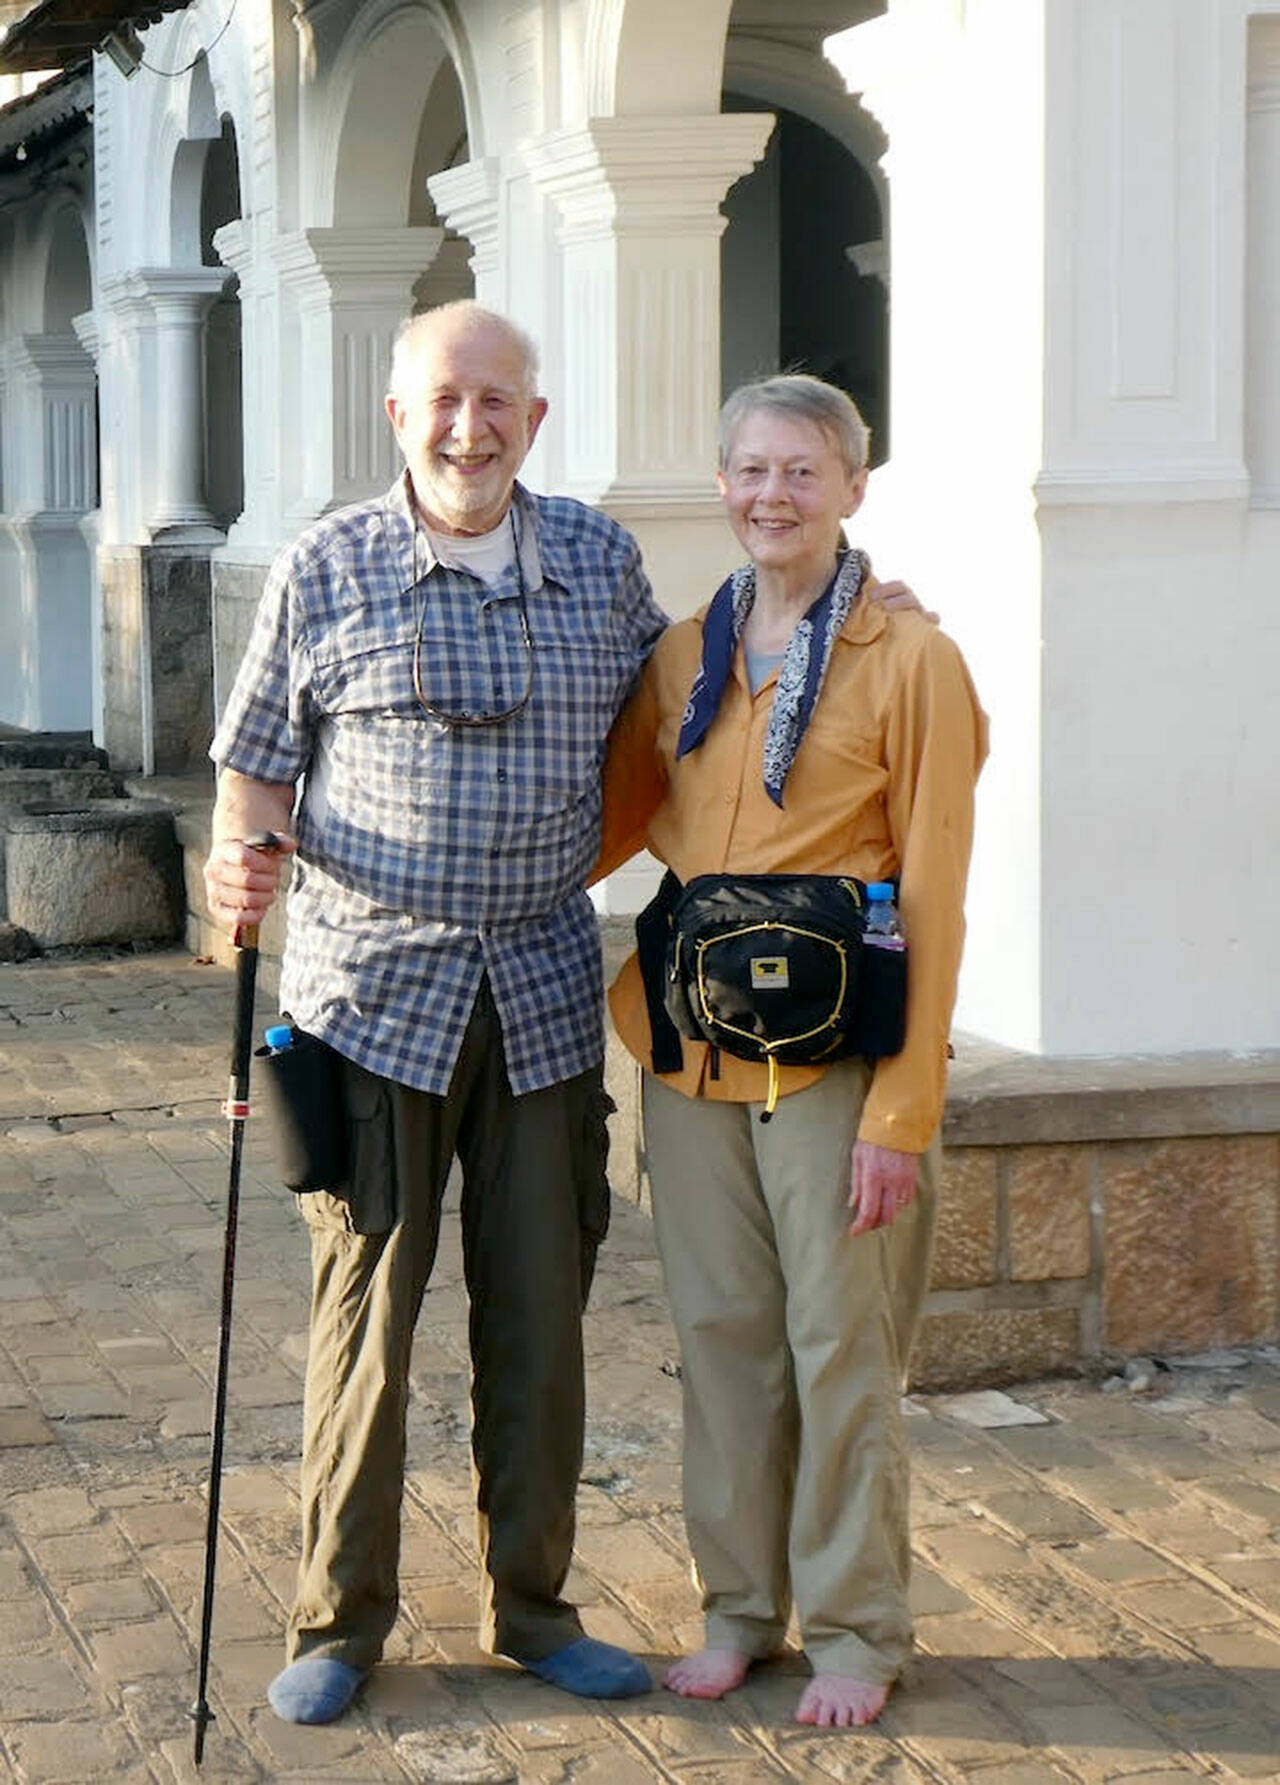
[211,475,667,1095]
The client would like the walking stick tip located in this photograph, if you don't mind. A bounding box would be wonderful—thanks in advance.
[190,1698,213,1766]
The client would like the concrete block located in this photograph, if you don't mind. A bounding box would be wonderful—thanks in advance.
[5,799,183,947]
[1101,1135,1280,1354]
[1008,1144,1092,1281]
[0,764,121,920]
[934,1147,999,1288]
[911,1306,1081,1392]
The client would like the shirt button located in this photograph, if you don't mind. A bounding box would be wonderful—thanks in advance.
[496,769,507,782]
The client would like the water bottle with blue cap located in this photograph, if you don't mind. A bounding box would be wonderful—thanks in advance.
[863,881,905,951]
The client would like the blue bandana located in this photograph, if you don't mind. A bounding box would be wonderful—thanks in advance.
[676,548,869,806]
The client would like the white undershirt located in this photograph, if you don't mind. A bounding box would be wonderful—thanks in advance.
[423,515,518,586]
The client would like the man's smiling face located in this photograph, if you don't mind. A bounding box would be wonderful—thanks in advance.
[386,312,548,537]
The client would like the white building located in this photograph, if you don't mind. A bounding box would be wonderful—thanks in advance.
[1,0,1277,1070]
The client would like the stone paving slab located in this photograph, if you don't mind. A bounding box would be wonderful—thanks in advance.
[2,949,1280,1782]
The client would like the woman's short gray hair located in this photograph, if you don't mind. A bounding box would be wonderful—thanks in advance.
[388,302,541,402]
[718,374,870,476]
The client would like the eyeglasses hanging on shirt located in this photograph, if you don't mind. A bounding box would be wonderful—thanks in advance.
[410,510,535,730]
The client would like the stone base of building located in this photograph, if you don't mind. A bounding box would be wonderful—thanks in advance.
[154,772,1280,1393]
[100,546,216,774]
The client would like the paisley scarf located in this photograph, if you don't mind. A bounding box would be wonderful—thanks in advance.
[675,547,869,807]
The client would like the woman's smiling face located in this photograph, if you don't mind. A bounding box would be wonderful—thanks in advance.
[717,410,866,587]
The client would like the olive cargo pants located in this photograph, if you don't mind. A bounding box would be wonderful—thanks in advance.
[643,1058,939,1684]
[286,981,614,1669]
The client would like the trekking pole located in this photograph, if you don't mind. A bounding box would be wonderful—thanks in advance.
[191,831,282,1766]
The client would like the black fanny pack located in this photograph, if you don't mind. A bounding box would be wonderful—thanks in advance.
[636,870,907,1120]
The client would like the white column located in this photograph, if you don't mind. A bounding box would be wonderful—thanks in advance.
[2,334,97,514]
[426,158,503,304]
[1246,20,1280,507]
[272,226,443,526]
[521,115,774,512]
[0,333,98,729]
[143,269,232,534]
[72,309,105,746]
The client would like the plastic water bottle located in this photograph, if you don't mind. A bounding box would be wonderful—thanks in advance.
[264,1024,295,1054]
[864,882,905,951]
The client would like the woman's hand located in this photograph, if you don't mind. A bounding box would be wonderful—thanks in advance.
[869,579,939,625]
[848,1140,920,1235]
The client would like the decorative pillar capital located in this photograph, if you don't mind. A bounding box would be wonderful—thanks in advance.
[5,331,95,382]
[426,157,503,282]
[522,113,775,241]
[271,227,444,521]
[272,226,444,303]
[211,220,253,281]
[517,114,774,509]
[116,264,232,320]
[71,309,100,365]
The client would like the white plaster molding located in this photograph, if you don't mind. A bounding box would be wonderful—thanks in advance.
[5,334,96,379]
[70,309,100,364]
[2,332,97,515]
[521,115,776,241]
[723,30,888,210]
[272,226,443,520]
[521,113,772,510]
[108,267,231,536]
[211,219,253,280]
[1034,464,1251,506]
[272,226,444,295]
[1246,18,1280,507]
[304,0,484,227]
[427,157,503,281]
[584,0,733,118]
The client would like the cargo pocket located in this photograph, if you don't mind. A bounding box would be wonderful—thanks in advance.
[575,1074,616,1301]
[297,1058,397,1237]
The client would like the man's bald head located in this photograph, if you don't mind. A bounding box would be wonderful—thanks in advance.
[388,303,541,406]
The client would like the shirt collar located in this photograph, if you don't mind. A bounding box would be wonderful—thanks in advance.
[383,472,547,595]
[692,553,889,648]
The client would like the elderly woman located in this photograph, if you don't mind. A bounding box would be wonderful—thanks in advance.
[596,375,987,1728]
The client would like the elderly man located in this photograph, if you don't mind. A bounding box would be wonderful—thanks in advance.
[205,301,666,1722]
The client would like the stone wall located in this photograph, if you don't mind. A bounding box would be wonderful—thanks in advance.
[211,559,270,725]
[920,1054,1280,1390]
[163,773,1280,1392]
[100,547,215,774]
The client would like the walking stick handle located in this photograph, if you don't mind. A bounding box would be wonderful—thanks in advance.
[231,832,283,953]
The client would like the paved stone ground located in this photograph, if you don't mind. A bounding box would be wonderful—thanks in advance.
[3,949,1280,1785]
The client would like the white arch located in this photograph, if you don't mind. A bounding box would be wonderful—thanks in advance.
[16,189,95,333]
[313,0,482,228]
[39,199,94,332]
[136,4,255,262]
[723,34,888,211]
[585,0,733,117]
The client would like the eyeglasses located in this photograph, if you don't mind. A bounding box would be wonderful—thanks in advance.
[409,515,535,730]
[413,590,534,729]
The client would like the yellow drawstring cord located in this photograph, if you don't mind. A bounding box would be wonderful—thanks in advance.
[760,1055,780,1124]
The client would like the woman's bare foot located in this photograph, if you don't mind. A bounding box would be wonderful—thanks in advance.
[664,1649,753,1699]
[795,1673,890,1727]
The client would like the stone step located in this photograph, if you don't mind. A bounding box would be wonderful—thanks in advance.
[0,732,110,772]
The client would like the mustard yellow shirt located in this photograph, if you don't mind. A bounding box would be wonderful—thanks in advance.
[597,592,989,1154]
